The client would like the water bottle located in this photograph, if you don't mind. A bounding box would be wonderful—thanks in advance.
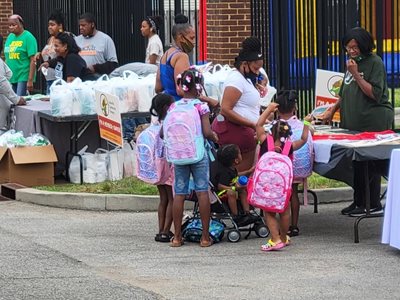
[238,175,248,186]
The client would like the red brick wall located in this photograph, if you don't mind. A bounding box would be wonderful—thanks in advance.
[207,0,251,65]
[0,0,13,43]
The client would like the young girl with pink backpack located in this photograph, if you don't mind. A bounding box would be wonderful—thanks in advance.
[162,67,218,247]
[248,101,312,251]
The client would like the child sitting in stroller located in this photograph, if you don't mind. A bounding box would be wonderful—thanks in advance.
[213,144,258,227]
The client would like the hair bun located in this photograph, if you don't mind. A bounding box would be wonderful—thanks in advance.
[175,14,188,24]
[242,36,261,52]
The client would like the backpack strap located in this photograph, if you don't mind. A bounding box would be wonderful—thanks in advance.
[267,134,292,156]
[281,139,292,156]
[266,134,275,152]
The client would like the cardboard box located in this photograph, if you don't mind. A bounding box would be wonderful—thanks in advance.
[0,145,58,187]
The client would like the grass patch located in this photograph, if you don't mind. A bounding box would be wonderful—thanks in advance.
[37,177,158,195]
[37,173,348,195]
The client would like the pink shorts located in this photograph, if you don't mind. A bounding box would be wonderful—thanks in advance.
[212,118,257,153]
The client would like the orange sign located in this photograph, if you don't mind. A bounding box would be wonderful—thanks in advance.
[95,91,123,147]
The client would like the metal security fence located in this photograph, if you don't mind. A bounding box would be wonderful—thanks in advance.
[12,0,200,91]
[251,0,400,118]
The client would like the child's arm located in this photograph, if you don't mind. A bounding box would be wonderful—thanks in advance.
[256,102,279,144]
[201,113,218,143]
[238,165,255,177]
[292,114,313,151]
[199,94,219,108]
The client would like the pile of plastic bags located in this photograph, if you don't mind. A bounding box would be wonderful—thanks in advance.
[0,130,50,148]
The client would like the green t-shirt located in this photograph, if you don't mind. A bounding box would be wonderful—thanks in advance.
[4,30,38,83]
[339,53,394,131]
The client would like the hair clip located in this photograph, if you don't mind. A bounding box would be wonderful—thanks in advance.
[196,83,202,91]
[283,125,289,131]
[263,123,273,134]
[177,74,182,79]
[185,75,191,83]
[182,84,189,91]
[280,137,286,143]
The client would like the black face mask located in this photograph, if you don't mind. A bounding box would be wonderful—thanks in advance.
[244,70,259,85]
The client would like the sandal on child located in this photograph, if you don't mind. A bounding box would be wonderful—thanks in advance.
[155,233,161,242]
[287,226,300,237]
[285,235,291,246]
[261,239,285,252]
[159,233,172,243]
[200,238,213,247]
[170,238,184,247]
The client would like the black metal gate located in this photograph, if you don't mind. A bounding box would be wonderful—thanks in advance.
[12,0,199,91]
[251,0,400,117]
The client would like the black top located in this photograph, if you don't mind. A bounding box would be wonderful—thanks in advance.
[213,163,238,191]
[49,53,88,81]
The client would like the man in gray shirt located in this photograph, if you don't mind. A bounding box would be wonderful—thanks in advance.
[75,13,118,77]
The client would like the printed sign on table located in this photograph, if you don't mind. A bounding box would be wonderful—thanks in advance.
[95,90,123,147]
[314,69,344,123]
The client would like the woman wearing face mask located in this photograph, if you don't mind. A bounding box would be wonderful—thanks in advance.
[155,14,195,101]
[212,37,265,172]
[323,27,393,217]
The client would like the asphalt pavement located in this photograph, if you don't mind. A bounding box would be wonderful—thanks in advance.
[0,200,399,300]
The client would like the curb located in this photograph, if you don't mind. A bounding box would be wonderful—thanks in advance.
[14,186,357,212]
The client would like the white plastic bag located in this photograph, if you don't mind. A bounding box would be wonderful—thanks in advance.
[69,146,97,184]
[50,79,74,116]
[123,141,137,177]
[136,73,156,112]
[94,148,109,183]
[70,77,96,115]
[108,147,124,181]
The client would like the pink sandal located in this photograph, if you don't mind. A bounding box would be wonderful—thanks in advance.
[261,239,285,251]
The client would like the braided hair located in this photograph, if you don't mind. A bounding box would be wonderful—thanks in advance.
[149,93,174,121]
[275,90,298,114]
[270,119,293,145]
[176,67,204,95]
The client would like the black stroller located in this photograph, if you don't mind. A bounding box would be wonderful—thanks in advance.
[184,145,269,243]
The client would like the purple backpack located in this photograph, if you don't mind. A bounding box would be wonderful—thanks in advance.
[163,99,205,165]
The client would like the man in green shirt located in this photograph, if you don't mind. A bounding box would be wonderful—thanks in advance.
[323,27,394,216]
[4,15,37,96]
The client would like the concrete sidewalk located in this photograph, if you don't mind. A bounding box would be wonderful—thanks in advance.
[14,186,356,211]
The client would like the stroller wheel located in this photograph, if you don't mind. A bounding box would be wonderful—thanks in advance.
[255,224,269,238]
[227,229,241,243]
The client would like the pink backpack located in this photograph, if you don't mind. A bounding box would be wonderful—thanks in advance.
[247,135,293,213]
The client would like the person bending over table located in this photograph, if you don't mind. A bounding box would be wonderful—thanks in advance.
[40,32,89,83]
[323,27,394,217]
[0,57,26,131]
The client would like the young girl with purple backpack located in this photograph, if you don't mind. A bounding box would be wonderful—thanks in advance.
[250,101,312,251]
[162,67,218,247]
[137,93,175,243]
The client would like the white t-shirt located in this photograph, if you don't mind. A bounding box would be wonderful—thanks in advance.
[75,30,118,67]
[145,34,163,65]
[222,69,260,123]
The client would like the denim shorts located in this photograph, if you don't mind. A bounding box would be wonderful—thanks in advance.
[174,153,209,195]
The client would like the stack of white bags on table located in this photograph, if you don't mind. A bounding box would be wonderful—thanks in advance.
[49,70,156,117]
[49,62,277,118]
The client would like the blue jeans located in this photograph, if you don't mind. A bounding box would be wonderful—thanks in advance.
[174,153,209,195]
[12,81,28,96]
[122,117,148,141]
[46,80,55,95]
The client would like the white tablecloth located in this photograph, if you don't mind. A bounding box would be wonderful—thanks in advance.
[382,149,400,250]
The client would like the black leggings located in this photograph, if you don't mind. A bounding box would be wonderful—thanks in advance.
[353,160,389,208]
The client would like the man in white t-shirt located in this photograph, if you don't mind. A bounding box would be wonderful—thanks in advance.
[75,13,118,77]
